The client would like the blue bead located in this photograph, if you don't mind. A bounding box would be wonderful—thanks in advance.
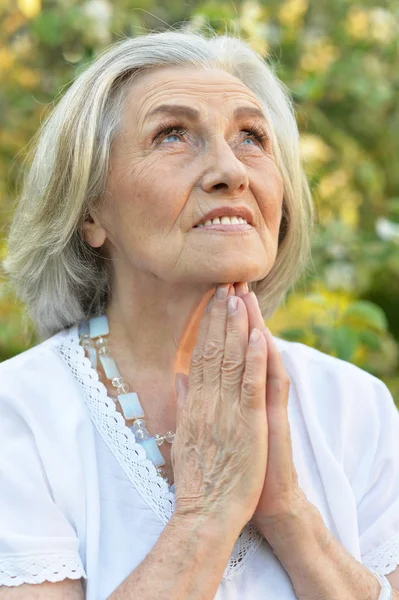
[87,346,97,370]
[117,393,144,420]
[78,320,90,336]
[89,315,109,339]
[99,355,120,380]
[136,437,166,467]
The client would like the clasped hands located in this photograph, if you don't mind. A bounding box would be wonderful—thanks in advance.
[230,282,306,534]
[175,282,308,541]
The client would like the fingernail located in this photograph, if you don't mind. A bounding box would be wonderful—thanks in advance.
[228,296,238,314]
[216,284,230,299]
[244,282,249,293]
[249,327,261,344]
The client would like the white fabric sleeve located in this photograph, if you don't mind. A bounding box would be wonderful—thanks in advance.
[357,378,399,576]
[0,392,87,587]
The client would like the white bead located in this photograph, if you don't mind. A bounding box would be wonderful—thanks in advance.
[155,434,165,446]
[134,429,149,441]
[112,376,124,388]
[117,383,129,394]
[165,431,175,443]
[81,334,92,346]
[132,419,146,431]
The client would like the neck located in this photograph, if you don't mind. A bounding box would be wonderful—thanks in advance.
[105,274,217,389]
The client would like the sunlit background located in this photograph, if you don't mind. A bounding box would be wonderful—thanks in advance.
[1,0,398,403]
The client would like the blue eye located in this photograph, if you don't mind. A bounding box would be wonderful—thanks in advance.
[241,127,268,147]
[162,133,181,144]
[156,126,186,144]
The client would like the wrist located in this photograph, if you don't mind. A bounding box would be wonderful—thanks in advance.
[170,510,242,548]
[256,497,322,563]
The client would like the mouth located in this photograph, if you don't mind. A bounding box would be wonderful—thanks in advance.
[192,222,254,233]
[193,208,254,229]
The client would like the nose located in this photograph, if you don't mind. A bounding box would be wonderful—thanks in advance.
[200,138,249,194]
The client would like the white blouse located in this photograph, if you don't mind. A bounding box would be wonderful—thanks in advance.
[1,324,399,599]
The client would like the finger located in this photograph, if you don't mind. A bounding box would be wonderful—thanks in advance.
[262,327,294,491]
[241,328,267,411]
[234,282,248,297]
[263,327,289,407]
[241,291,265,339]
[220,295,249,403]
[201,284,231,397]
[187,292,215,391]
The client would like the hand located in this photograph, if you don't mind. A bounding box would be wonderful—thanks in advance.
[234,284,306,532]
[172,283,268,532]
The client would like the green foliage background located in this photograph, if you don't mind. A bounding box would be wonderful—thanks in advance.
[1,0,399,402]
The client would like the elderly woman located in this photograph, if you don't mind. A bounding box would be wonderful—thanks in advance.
[1,30,399,600]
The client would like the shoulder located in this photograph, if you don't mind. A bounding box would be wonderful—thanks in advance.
[273,336,395,442]
[0,326,84,423]
[272,337,399,488]
[0,328,69,376]
[273,334,389,396]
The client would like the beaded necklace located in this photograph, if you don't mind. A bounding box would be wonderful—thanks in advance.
[78,315,175,485]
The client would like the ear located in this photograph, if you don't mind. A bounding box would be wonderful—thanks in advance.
[82,212,107,248]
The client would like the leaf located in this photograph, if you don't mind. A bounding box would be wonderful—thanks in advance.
[340,300,388,331]
[356,329,382,351]
[329,326,359,362]
[279,327,307,341]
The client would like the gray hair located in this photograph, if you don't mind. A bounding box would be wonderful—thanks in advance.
[3,30,314,339]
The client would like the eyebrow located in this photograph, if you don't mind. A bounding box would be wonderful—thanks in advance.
[147,104,267,122]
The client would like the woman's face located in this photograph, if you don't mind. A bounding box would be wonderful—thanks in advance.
[94,67,284,287]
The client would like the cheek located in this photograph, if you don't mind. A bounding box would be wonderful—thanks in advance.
[107,153,180,219]
[133,162,190,225]
[254,165,284,234]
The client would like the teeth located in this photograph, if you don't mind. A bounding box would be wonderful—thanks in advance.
[198,216,249,227]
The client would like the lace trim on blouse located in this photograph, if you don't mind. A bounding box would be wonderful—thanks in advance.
[362,530,399,575]
[0,551,86,586]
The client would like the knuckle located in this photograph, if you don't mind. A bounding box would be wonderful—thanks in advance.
[221,356,243,374]
[221,364,242,387]
[190,347,203,368]
[203,341,224,362]
[269,377,290,394]
[241,377,262,397]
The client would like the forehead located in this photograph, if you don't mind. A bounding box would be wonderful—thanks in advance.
[123,67,264,122]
